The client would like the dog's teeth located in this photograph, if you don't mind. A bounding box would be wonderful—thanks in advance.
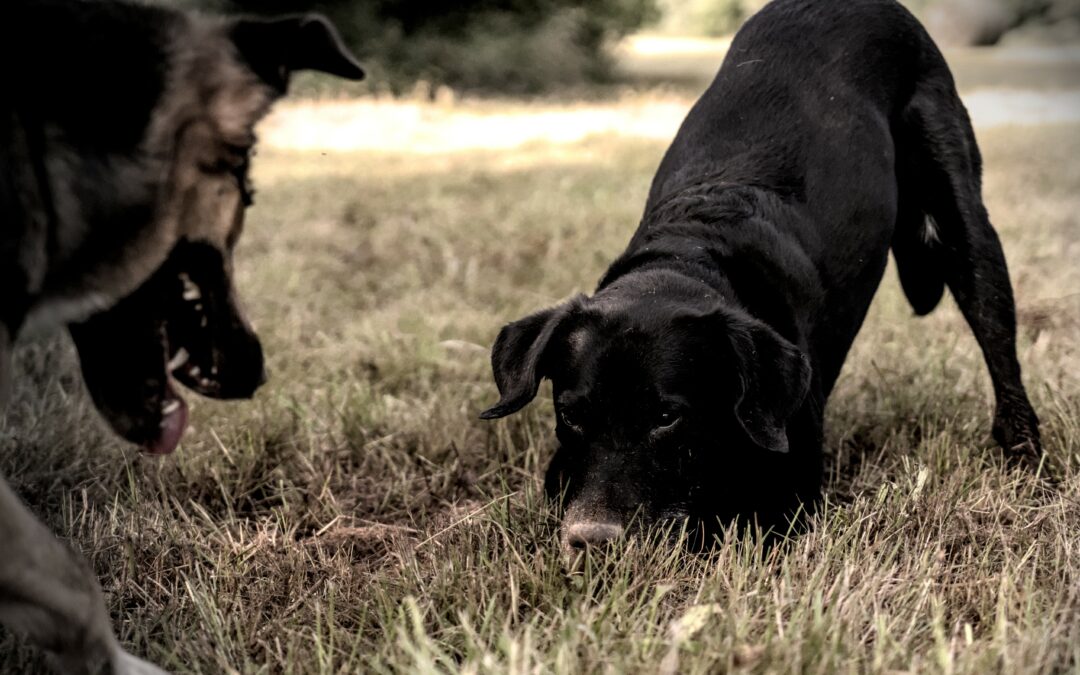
[166,348,189,371]
[179,273,202,301]
[210,365,219,376]
[200,317,208,328]
[200,378,213,388]
[161,399,181,416]
[188,366,201,378]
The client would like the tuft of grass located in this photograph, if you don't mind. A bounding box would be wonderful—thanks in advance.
[1,118,1078,672]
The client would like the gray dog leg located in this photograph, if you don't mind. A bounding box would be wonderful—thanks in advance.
[0,478,167,674]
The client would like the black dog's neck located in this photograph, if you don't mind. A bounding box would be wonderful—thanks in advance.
[596,183,820,343]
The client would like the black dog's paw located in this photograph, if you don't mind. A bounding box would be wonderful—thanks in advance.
[992,402,1042,468]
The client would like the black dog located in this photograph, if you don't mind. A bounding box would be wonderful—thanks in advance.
[481,0,1041,551]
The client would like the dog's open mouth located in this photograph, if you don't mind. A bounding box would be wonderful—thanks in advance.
[70,239,265,455]
[147,341,208,457]
[153,372,190,456]
[146,272,219,455]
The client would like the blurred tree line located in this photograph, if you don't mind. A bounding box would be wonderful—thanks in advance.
[167,0,1076,93]
[167,0,659,94]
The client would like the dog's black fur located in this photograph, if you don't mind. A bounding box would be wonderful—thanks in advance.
[482,0,1041,548]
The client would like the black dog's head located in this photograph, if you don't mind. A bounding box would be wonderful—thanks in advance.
[481,275,812,551]
[8,6,366,454]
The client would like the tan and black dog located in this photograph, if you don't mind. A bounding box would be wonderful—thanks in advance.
[1,1,363,672]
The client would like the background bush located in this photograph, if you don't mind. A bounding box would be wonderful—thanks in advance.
[654,0,767,37]
[168,0,659,94]
[166,0,1076,93]
[915,0,1080,46]
[656,0,1078,45]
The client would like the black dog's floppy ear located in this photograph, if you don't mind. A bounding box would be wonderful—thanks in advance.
[480,298,582,420]
[725,314,811,454]
[229,13,365,91]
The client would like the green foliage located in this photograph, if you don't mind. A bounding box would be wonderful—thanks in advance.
[658,0,1077,43]
[655,0,752,37]
[160,0,1076,88]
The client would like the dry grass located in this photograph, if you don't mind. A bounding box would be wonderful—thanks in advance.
[1,113,1078,672]
[257,88,1080,155]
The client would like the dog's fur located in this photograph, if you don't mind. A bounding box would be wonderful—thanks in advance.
[482,0,1041,551]
[0,2,363,672]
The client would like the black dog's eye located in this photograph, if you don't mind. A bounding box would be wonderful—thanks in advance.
[654,404,684,431]
[560,408,584,431]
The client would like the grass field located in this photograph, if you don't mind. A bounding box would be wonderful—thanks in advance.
[2,53,1079,673]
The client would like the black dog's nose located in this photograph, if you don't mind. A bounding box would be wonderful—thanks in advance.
[564,521,624,550]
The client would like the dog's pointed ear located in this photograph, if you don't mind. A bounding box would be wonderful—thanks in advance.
[480,298,582,420]
[725,314,812,454]
[229,14,365,92]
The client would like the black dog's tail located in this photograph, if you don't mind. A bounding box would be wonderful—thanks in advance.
[889,55,957,318]
[892,108,946,317]
[891,201,946,316]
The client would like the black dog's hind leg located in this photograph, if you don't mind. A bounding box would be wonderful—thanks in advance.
[898,75,1041,463]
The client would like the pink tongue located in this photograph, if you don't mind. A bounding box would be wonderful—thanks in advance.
[143,393,189,456]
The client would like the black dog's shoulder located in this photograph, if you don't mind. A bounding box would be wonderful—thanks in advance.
[646,0,938,210]
[601,183,822,343]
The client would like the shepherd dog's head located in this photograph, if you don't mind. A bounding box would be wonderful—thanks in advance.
[4,1,364,453]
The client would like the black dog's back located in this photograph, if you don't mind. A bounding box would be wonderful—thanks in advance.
[641,0,971,392]
[649,0,918,201]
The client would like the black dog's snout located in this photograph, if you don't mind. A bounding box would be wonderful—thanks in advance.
[564,521,624,550]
